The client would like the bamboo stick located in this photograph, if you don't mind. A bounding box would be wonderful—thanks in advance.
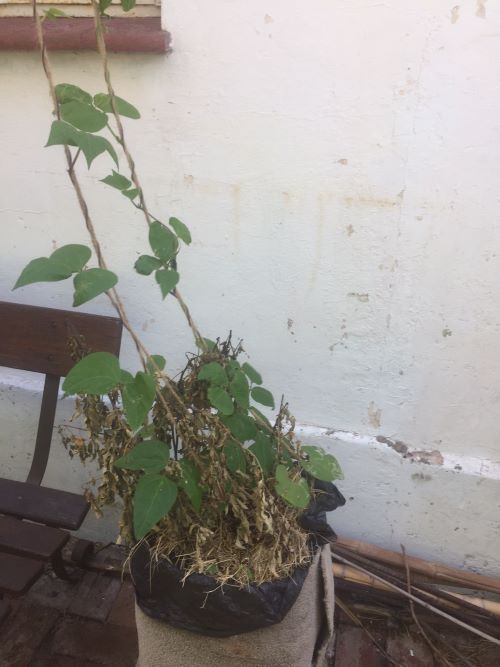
[333,561,500,629]
[444,590,500,618]
[332,551,500,646]
[336,536,500,595]
[333,544,500,625]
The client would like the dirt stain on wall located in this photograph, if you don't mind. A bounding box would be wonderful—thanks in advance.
[450,5,460,23]
[309,193,325,288]
[348,292,369,303]
[343,195,399,209]
[368,402,382,428]
[232,184,241,250]
[476,0,487,18]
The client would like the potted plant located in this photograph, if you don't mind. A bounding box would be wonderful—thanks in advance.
[12,1,345,664]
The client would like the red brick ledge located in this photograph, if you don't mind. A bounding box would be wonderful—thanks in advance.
[0,17,170,53]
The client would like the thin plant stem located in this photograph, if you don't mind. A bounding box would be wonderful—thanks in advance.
[401,545,453,667]
[32,0,187,418]
[90,0,206,351]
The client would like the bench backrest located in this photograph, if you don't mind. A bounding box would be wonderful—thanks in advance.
[0,301,123,485]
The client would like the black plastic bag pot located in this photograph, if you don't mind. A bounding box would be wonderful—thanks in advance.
[135,544,336,667]
[131,480,345,638]
[132,543,310,637]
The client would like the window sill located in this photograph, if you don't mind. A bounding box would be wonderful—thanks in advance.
[0,16,170,53]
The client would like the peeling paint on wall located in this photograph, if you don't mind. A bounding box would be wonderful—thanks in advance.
[376,435,444,466]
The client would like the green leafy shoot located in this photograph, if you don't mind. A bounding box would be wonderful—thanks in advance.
[46,120,118,168]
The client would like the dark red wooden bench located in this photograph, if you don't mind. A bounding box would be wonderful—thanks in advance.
[0,301,122,620]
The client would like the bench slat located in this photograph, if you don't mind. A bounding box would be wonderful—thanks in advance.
[0,479,89,530]
[0,516,69,560]
[0,300,122,376]
[0,552,44,595]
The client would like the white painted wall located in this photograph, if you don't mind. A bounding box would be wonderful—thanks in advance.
[1,1,500,571]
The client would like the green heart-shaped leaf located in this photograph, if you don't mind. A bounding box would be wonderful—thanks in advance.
[50,244,91,274]
[94,93,140,119]
[301,445,344,482]
[114,440,169,474]
[178,459,202,512]
[275,465,310,508]
[62,351,121,395]
[169,217,191,245]
[155,269,179,298]
[13,257,71,289]
[122,371,156,431]
[60,100,107,133]
[207,386,234,415]
[133,474,177,540]
[198,362,227,386]
[73,268,118,307]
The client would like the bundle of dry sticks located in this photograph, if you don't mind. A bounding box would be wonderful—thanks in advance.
[331,537,500,666]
